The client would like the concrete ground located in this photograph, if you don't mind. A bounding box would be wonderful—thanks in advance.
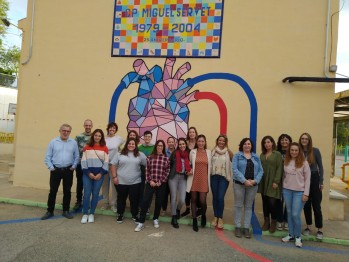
[1,150,349,261]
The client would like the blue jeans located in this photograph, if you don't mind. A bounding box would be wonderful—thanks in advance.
[283,188,305,238]
[82,171,104,215]
[211,175,229,218]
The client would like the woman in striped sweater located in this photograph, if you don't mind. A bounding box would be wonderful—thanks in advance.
[81,129,109,223]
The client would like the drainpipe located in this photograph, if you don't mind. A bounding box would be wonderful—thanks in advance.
[22,0,35,65]
[324,0,332,78]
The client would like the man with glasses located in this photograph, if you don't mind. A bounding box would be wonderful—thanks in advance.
[73,119,93,211]
[42,124,79,220]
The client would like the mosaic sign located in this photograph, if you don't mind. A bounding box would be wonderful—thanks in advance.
[111,0,224,58]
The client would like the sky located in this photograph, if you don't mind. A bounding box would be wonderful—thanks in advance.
[2,0,349,92]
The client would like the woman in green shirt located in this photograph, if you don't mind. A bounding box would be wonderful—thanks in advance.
[259,136,283,233]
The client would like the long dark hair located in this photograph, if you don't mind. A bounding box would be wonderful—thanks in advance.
[186,126,198,141]
[127,130,140,145]
[121,138,139,157]
[261,135,276,154]
[88,129,106,147]
[150,140,166,158]
[176,137,190,152]
[299,132,314,165]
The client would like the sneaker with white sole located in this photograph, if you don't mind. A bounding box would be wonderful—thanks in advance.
[295,237,302,248]
[135,223,144,232]
[81,214,88,224]
[316,230,323,240]
[153,219,159,228]
[281,234,295,243]
[132,216,140,224]
[303,227,310,236]
[111,206,117,213]
[88,214,94,223]
[116,214,123,224]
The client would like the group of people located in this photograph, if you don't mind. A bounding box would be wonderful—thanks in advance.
[42,120,324,248]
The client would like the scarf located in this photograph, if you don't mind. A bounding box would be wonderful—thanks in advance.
[211,146,232,181]
[176,149,191,173]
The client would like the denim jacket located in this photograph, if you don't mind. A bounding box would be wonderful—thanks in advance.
[232,151,263,184]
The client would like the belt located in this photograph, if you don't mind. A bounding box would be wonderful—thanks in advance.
[233,180,244,185]
[177,172,186,175]
[53,165,72,171]
[311,171,319,175]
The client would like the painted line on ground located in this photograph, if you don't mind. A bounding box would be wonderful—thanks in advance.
[215,229,272,262]
[0,216,63,225]
[251,212,349,255]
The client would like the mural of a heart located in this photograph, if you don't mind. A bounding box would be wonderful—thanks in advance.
[127,58,197,142]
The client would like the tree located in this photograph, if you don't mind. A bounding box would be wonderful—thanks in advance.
[0,45,20,76]
[0,0,10,40]
[0,0,20,86]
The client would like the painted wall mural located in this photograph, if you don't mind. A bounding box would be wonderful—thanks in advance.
[111,0,224,58]
[109,57,258,147]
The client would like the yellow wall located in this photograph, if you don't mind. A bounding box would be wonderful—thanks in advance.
[14,0,339,219]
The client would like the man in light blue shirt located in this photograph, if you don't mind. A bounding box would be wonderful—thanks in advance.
[41,123,79,220]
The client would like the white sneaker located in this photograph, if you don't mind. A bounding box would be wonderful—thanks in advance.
[281,234,295,243]
[295,237,302,248]
[111,206,117,213]
[135,223,144,232]
[81,214,88,224]
[153,219,159,228]
[88,214,94,223]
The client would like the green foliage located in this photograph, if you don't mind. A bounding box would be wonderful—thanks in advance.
[0,0,10,36]
[0,45,20,76]
[337,122,349,146]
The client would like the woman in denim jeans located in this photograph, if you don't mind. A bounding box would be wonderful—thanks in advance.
[232,138,263,238]
[81,129,109,224]
[210,134,233,229]
[281,142,310,248]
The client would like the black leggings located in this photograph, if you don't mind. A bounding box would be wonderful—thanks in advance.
[191,191,207,218]
[261,194,279,220]
[303,172,323,229]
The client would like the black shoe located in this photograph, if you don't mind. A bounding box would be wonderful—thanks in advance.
[117,214,124,224]
[193,218,199,232]
[201,214,206,228]
[131,216,139,224]
[62,211,73,219]
[235,227,242,238]
[41,211,54,220]
[196,208,202,218]
[181,208,190,217]
[244,228,251,239]
[176,209,180,220]
[73,202,82,211]
[171,216,179,229]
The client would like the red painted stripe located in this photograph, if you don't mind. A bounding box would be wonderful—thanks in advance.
[215,230,273,262]
[194,91,228,135]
